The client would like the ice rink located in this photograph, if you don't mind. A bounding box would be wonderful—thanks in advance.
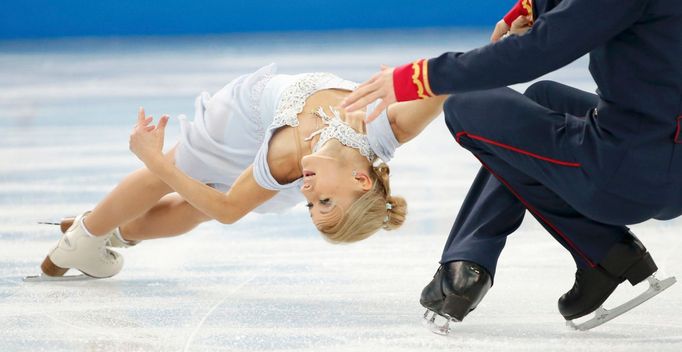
[1,29,680,351]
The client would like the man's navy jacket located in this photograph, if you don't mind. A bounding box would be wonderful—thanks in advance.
[424,0,682,221]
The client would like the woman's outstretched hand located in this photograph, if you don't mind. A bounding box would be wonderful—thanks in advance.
[129,107,169,167]
[341,65,396,123]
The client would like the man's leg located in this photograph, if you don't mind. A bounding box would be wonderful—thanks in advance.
[442,86,657,320]
[523,80,599,118]
[445,86,629,266]
[438,80,600,280]
[439,167,525,280]
[420,167,524,322]
[422,82,605,322]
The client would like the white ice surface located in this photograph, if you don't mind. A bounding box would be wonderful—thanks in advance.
[0,29,680,352]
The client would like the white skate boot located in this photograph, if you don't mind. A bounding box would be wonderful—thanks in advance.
[32,212,124,281]
[44,213,140,248]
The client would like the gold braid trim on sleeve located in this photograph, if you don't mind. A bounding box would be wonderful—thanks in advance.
[412,60,430,99]
[522,0,533,19]
[411,61,426,99]
[421,59,434,97]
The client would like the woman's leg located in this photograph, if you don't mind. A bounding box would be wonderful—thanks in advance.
[83,145,178,236]
[44,145,211,277]
[119,193,212,241]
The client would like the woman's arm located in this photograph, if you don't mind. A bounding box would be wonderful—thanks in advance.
[129,108,278,224]
[385,95,447,144]
[147,162,277,224]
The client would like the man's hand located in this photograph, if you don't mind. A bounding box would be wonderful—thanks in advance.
[492,15,532,42]
[491,19,511,42]
[509,15,533,36]
[341,65,396,123]
[337,107,368,134]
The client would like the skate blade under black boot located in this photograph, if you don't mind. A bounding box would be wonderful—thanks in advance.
[561,236,676,330]
[422,294,474,335]
[567,274,676,331]
[423,309,459,335]
[420,261,492,335]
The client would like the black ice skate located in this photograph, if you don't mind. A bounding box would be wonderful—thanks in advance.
[420,261,492,335]
[560,235,676,331]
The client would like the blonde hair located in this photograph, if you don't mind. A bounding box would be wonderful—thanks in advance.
[317,162,407,243]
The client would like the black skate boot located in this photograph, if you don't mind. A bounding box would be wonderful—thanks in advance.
[420,261,492,322]
[558,234,658,320]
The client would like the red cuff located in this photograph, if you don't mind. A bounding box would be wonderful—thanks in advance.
[675,116,682,144]
[503,0,532,26]
[392,59,435,102]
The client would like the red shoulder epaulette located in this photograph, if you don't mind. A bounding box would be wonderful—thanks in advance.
[392,59,435,102]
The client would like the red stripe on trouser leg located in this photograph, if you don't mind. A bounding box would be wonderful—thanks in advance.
[474,156,596,267]
[453,132,594,266]
[455,132,597,268]
[455,132,581,167]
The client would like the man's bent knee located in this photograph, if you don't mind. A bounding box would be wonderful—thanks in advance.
[523,80,561,104]
[443,95,466,136]
[443,88,520,137]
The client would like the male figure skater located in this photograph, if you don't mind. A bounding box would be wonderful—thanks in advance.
[342,0,682,327]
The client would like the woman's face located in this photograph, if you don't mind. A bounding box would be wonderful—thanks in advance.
[299,142,372,229]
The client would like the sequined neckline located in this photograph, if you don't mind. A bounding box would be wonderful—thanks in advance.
[303,106,376,162]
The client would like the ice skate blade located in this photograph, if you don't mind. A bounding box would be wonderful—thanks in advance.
[566,275,676,331]
[37,216,75,234]
[422,309,459,336]
[23,273,95,282]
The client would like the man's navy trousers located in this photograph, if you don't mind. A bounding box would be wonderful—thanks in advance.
[422,0,682,280]
[441,80,679,279]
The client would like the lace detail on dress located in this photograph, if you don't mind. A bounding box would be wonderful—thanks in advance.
[249,69,275,138]
[271,72,353,129]
[305,106,377,162]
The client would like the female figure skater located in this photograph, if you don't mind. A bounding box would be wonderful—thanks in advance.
[41,64,446,279]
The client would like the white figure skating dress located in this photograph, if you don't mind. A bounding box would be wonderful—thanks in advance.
[175,64,399,213]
